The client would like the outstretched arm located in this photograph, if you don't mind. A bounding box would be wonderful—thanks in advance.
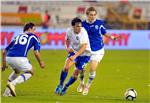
[1,50,8,71]
[104,33,121,40]
[34,50,45,69]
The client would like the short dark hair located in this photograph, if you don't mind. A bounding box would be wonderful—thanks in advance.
[86,7,97,15]
[23,22,35,32]
[71,17,82,26]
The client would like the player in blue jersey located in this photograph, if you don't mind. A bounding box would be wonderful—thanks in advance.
[55,17,91,95]
[77,7,121,95]
[1,22,45,97]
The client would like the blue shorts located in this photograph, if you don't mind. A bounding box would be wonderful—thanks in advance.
[68,52,90,70]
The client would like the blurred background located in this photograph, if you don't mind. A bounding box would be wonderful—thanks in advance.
[1,0,150,50]
[1,0,150,29]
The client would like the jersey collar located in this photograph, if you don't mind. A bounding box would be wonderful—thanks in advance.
[86,19,96,24]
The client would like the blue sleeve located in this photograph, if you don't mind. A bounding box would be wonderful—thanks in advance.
[101,26,107,35]
[5,39,15,51]
[100,20,107,35]
[33,37,40,51]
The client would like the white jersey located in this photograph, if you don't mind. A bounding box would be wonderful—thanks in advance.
[66,27,91,56]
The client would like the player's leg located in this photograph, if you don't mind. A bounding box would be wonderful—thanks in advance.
[7,57,33,96]
[83,48,104,95]
[83,60,97,95]
[61,56,90,95]
[3,57,20,97]
[55,58,74,94]
[59,53,75,86]
[80,69,86,85]
[60,69,80,95]
[77,69,86,93]
[3,70,20,97]
[60,58,74,86]
[9,70,33,85]
[7,70,33,97]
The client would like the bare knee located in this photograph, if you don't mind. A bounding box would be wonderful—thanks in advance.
[72,69,80,78]
[63,67,69,72]
[90,60,98,71]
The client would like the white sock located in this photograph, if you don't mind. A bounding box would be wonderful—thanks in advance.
[81,79,84,85]
[86,80,92,88]
[86,71,96,88]
[4,71,18,95]
[11,73,32,86]
[8,71,18,82]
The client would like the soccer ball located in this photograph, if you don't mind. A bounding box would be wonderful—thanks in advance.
[124,88,137,101]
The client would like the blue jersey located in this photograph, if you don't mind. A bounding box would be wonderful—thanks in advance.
[6,33,40,57]
[82,19,107,51]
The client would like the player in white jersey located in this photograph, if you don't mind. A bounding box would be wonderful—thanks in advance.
[1,22,45,97]
[77,7,121,95]
[55,17,91,95]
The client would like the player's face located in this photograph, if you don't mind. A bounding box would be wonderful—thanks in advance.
[87,11,97,22]
[73,23,82,34]
[30,26,36,34]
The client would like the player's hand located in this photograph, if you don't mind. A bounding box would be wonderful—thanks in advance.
[1,65,8,72]
[113,35,122,40]
[69,55,76,61]
[40,61,45,69]
[66,48,73,53]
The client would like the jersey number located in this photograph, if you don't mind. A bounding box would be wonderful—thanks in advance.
[15,34,28,45]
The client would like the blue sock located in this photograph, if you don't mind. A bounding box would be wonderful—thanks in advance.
[59,70,68,86]
[65,76,77,87]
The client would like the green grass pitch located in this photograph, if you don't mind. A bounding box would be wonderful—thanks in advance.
[1,50,150,103]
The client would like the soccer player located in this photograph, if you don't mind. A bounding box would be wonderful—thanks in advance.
[55,17,91,95]
[77,7,121,95]
[1,22,45,97]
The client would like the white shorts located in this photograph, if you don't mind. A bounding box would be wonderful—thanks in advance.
[6,57,32,72]
[90,48,105,62]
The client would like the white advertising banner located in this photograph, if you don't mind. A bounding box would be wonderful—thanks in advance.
[1,26,150,50]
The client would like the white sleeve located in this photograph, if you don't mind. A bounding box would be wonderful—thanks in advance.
[65,28,70,40]
[80,28,88,44]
